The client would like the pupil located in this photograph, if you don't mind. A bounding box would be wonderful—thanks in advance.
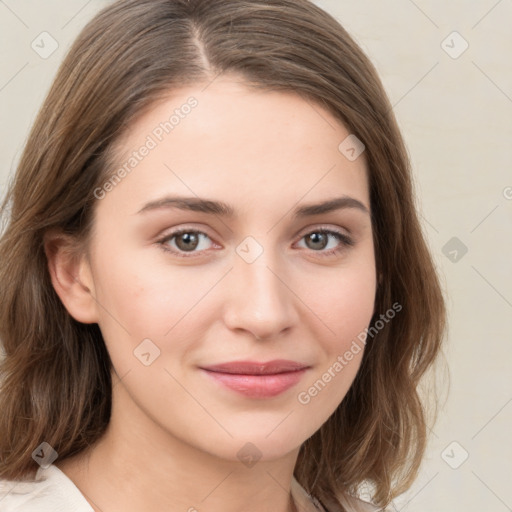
[308,232,326,250]
[177,233,198,251]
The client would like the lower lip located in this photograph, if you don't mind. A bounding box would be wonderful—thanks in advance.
[201,369,308,398]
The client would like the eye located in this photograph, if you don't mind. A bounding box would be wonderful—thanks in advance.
[158,228,216,257]
[295,228,354,257]
[157,227,354,258]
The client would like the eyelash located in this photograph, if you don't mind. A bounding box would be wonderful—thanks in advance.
[156,227,354,259]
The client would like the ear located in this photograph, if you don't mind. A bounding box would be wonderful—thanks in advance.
[43,229,99,324]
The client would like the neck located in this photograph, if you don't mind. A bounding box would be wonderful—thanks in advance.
[56,377,302,512]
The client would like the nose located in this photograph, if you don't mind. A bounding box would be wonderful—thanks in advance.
[223,247,299,341]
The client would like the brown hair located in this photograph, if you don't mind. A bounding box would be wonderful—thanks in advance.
[0,0,447,509]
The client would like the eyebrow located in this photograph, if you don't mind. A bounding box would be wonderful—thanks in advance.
[137,195,370,217]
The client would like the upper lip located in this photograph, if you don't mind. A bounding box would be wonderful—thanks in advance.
[201,359,310,375]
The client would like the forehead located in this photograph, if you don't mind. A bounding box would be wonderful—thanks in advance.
[101,77,370,216]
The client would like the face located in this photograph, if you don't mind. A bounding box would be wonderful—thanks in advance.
[81,77,376,462]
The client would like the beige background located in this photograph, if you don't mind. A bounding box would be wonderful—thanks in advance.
[1,1,511,510]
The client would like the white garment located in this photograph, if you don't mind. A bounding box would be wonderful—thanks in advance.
[0,463,382,512]
[0,464,93,511]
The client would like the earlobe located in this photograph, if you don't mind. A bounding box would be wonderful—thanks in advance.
[43,229,99,324]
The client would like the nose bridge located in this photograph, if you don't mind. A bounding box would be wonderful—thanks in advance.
[224,237,297,339]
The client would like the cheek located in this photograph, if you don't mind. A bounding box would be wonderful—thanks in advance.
[293,267,375,419]
[334,273,376,342]
[91,246,218,349]
[300,260,377,347]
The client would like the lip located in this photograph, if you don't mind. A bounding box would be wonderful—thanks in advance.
[200,360,310,399]
[201,359,309,375]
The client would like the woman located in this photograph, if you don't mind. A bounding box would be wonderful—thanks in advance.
[0,1,446,511]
